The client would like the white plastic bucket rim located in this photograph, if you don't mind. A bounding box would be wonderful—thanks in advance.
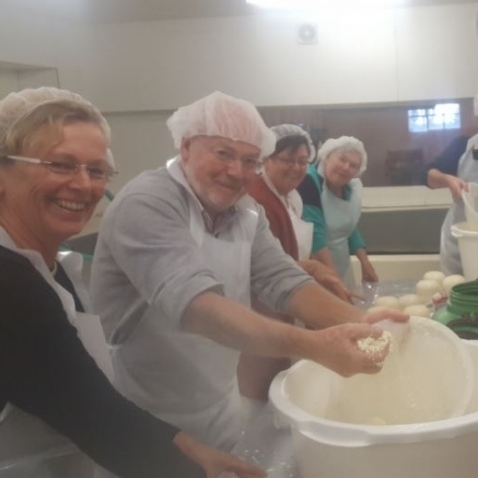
[451,221,478,238]
[462,183,478,231]
[269,318,475,448]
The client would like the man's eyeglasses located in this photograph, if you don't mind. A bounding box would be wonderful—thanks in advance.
[213,149,262,173]
[273,156,310,168]
[4,155,117,183]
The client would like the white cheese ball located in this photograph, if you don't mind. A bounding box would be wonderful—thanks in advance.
[416,279,441,303]
[403,304,431,318]
[398,294,423,310]
[442,274,467,296]
[423,270,446,285]
[374,296,400,310]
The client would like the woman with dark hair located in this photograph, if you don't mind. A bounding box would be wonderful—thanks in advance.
[237,124,356,406]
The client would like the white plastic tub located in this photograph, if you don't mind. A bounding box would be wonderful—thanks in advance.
[270,341,478,478]
[451,222,478,281]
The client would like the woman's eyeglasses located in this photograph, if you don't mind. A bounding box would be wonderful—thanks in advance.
[273,156,310,168]
[4,155,117,183]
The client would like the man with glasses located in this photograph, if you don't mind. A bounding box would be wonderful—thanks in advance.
[90,92,405,453]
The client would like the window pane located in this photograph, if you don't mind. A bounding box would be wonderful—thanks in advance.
[407,103,461,132]
[428,114,445,130]
[408,115,428,132]
[444,114,461,129]
[435,103,459,115]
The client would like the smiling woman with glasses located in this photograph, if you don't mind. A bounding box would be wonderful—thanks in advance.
[0,87,262,478]
[237,124,358,409]
[4,154,117,182]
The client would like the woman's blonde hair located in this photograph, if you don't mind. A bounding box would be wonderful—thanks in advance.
[0,87,110,157]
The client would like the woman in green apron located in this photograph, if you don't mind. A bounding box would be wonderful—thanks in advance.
[298,136,378,290]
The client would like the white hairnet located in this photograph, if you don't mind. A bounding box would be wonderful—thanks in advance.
[474,94,478,117]
[166,91,276,158]
[0,86,111,148]
[270,124,316,163]
[317,136,367,176]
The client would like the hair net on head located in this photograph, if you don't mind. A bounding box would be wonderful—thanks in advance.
[166,91,276,158]
[270,124,316,163]
[0,86,111,147]
[317,136,368,176]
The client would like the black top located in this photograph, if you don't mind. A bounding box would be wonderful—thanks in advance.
[0,245,204,478]
[421,135,470,185]
[55,261,85,312]
[297,174,323,210]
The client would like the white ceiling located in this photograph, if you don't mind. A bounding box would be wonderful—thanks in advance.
[3,0,474,24]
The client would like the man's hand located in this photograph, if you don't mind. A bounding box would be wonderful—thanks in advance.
[301,309,408,377]
[173,432,266,478]
[428,168,468,199]
[362,308,409,325]
[446,175,468,200]
[305,323,390,377]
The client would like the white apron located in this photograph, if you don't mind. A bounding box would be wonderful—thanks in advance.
[262,173,313,260]
[440,135,478,274]
[287,190,313,260]
[0,228,113,476]
[321,178,362,289]
[110,169,258,452]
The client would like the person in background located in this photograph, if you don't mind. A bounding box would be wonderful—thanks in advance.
[421,94,478,274]
[90,91,407,454]
[237,124,359,404]
[297,136,378,289]
[0,87,264,478]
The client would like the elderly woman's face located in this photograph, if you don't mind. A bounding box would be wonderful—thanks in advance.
[265,144,309,196]
[323,149,362,188]
[0,122,108,248]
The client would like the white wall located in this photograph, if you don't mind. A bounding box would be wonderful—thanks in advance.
[396,5,478,100]
[63,3,478,112]
[0,70,19,99]
[0,7,62,68]
[1,2,478,202]
[2,3,477,110]
[104,111,176,192]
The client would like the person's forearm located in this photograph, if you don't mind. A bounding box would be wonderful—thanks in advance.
[182,291,311,358]
[355,248,368,263]
[310,247,339,276]
[285,282,365,329]
[298,259,333,277]
[427,168,453,189]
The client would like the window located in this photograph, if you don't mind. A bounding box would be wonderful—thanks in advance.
[408,103,461,133]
